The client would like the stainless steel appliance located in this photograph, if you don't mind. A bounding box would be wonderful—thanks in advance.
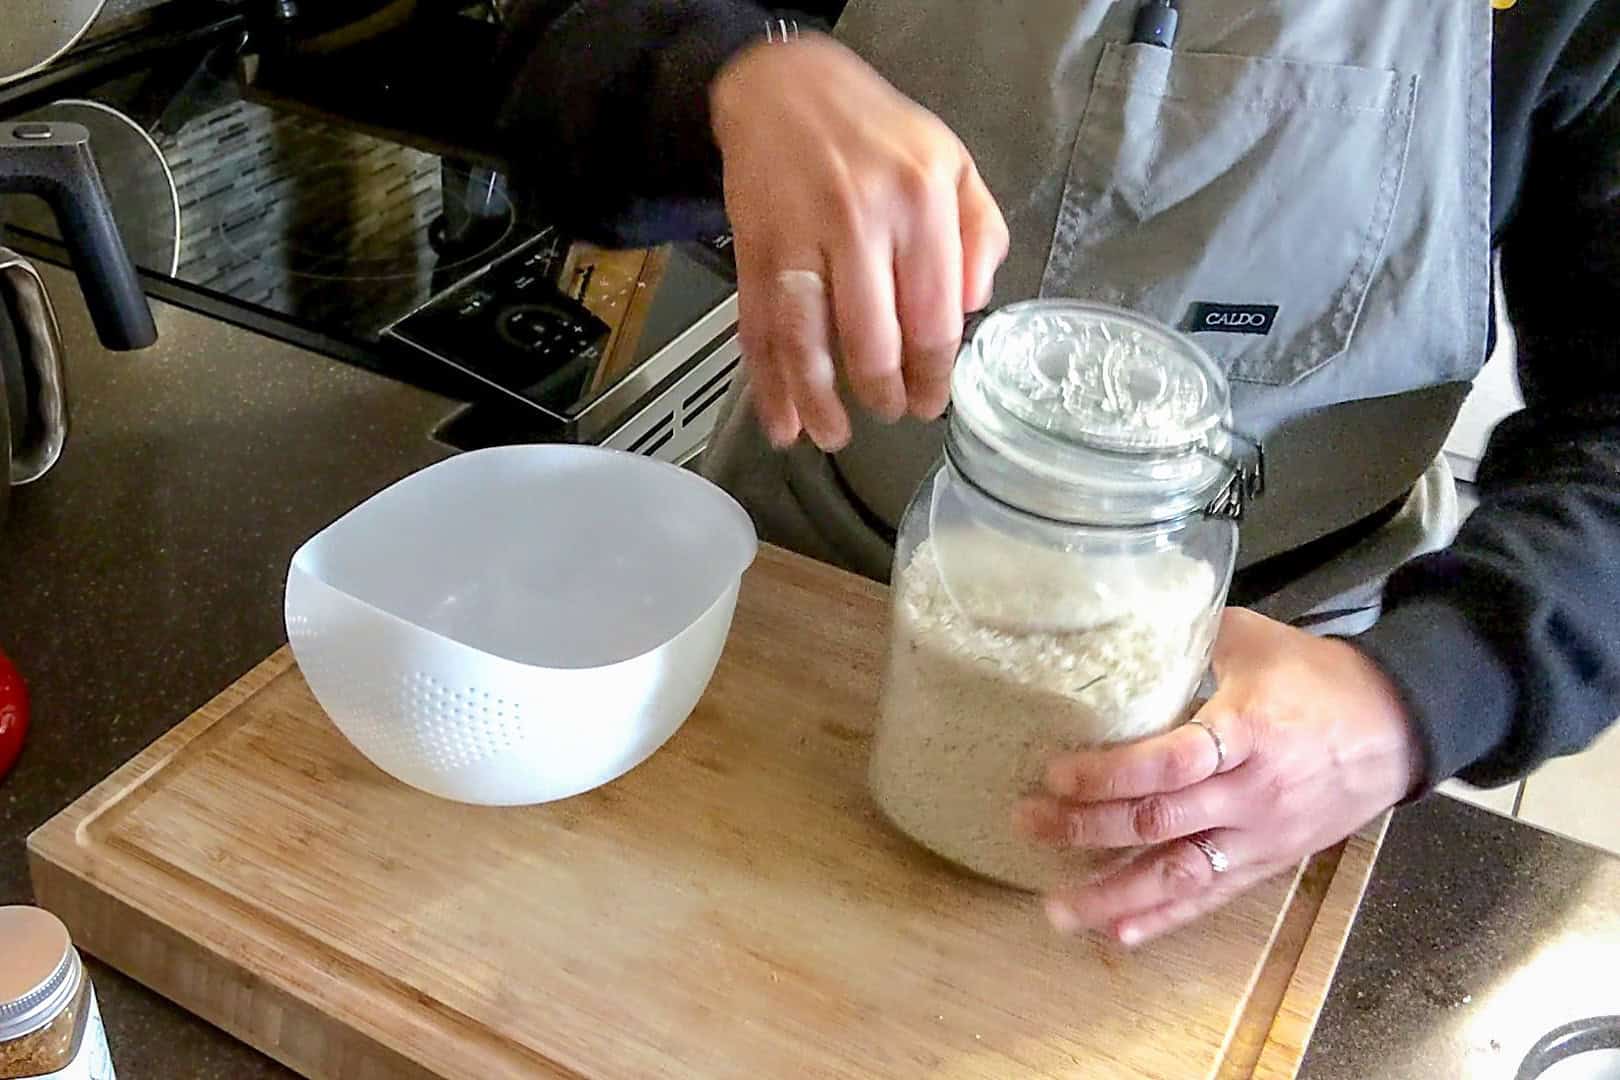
[0,120,157,525]
[0,3,741,465]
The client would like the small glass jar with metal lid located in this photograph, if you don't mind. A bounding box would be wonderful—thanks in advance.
[871,300,1263,891]
[0,906,116,1079]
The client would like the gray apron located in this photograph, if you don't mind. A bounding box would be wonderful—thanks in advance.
[705,0,1492,632]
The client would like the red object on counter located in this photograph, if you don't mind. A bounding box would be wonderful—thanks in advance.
[0,647,27,781]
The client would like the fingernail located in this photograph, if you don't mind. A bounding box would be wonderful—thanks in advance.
[1045,899,1084,936]
[1117,924,1145,948]
[1014,800,1071,848]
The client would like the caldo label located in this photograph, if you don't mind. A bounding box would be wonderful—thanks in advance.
[1206,312,1267,328]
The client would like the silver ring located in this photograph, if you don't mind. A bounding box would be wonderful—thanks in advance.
[1189,718,1226,773]
[775,268,827,293]
[1190,835,1230,875]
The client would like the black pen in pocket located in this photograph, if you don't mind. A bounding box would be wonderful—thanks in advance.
[1131,0,1180,48]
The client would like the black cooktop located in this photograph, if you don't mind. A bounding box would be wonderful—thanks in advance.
[0,2,737,430]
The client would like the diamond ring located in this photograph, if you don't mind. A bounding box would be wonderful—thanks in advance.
[1190,835,1230,875]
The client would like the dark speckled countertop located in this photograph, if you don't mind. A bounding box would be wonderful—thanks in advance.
[1302,795,1620,1080]
[0,260,448,1077]
[2,268,1618,1080]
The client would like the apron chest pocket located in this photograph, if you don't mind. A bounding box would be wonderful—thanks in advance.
[1041,43,1419,386]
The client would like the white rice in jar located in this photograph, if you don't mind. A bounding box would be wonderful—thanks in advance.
[870,535,1217,891]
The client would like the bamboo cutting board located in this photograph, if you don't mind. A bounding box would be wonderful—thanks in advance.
[29,547,1382,1080]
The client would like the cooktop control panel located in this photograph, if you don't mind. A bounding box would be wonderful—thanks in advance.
[386,239,613,413]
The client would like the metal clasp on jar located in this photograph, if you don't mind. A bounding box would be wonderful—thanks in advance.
[1202,428,1266,522]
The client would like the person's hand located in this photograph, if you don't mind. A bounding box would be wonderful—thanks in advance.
[1017,608,1425,946]
[709,35,1009,451]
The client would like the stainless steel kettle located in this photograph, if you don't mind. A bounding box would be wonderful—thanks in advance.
[0,249,69,503]
[0,120,157,526]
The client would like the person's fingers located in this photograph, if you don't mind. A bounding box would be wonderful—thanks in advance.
[1044,708,1251,803]
[827,230,907,423]
[745,352,802,448]
[958,160,1008,313]
[1018,769,1244,850]
[892,173,964,420]
[1045,828,1249,936]
[773,265,850,451]
[734,237,801,446]
[1106,863,1282,947]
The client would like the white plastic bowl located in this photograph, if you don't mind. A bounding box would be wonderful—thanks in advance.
[285,445,758,805]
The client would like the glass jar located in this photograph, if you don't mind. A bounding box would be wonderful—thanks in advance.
[871,300,1261,892]
[0,907,116,1080]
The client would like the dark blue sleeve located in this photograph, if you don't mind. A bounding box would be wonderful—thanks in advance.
[493,0,825,246]
[1355,0,1620,788]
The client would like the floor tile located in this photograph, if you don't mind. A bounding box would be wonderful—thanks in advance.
[1438,778,1521,817]
[1517,722,1620,854]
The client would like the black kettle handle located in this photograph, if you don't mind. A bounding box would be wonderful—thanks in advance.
[0,122,157,351]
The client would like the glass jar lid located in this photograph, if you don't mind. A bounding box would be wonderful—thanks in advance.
[965,300,1228,451]
[0,906,79,1043]
[951,300,1245,525]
